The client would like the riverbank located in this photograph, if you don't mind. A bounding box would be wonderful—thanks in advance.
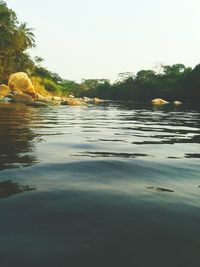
[0,72,104,107]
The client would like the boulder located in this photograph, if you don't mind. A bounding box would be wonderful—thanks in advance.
[151,98,169,105]
[69,95,74,98]
[173,101,182,105]
[83,97,91,102]
[11,93,34,104]
[93,97,103,104]
[61,98,84,106]
[0,84,11,97]
[0,97,11,103]
[27,101,49,107]
[36,93,50,102]
[8,72,36,99]
[51,96,62,101]
[12,90,23,95]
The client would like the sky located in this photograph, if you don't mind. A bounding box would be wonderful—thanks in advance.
[5,0,200,82]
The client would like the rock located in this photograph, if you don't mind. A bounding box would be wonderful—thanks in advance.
[8,72,36,99]
[61,98,84,106]
[36,94,57,105]
[173,101,182,105]
[151,98,169,105]
[82,97,103,104]
[36,94,50,102]
[0,84,11,97]
[12,90,23,95]
[83,97,91,102]
[11,93,34,103]
[0,97,11,103]
[49,100,61,106]
[69,95,74,98]
[51,96,62,101]
[27,101,49,107]
[93,97,103,104]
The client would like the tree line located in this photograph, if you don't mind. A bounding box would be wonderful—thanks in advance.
[80,64,200,103]
[1,0,200,102]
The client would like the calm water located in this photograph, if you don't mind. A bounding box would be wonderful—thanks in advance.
[0,102,199,267]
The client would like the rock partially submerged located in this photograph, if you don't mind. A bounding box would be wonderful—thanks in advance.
[151,98,169,105]
[93,97,103,104]
[61,97,104,106]
[51,96,63,101]
[27,101,50,107]
[0,97,11,103]
[173,101,182,105]
[11,93,34,103]
[61,98,85,106]
[36,93,50,102]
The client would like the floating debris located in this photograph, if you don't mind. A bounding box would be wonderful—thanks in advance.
[146,186,174,193]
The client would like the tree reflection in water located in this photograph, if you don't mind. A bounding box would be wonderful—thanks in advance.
[0,180,36,199]
[0,103,41,170]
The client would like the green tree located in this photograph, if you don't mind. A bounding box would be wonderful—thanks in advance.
[161,64,186,79]
[0,1,35,82]
[17,22,36,49]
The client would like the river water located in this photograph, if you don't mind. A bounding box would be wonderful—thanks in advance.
[0,102,199,267]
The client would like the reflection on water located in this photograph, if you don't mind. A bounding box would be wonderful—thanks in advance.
[0,180,36,199]
[0,102,200,267]
[79,151,150,158]
[0,103,44,170]
[185,153,200,158]
[146,186,175,193]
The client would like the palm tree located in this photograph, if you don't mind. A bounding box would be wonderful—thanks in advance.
[18,22,35,49]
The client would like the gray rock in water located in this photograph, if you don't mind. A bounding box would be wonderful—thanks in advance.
[27,101,50,107]
[0,97,11,103]
[11,93,34,103]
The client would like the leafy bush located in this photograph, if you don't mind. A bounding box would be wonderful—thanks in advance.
[43,78,61,94]
[31,76,49,96]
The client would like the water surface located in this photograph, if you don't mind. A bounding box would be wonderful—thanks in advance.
[0,102,199,267]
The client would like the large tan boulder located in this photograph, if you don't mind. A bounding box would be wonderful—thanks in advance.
[151,98,169,105]
[0,84,11,97]
[8,72,36,99]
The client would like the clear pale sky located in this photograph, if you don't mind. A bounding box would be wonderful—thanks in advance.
[6,0,200,82]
